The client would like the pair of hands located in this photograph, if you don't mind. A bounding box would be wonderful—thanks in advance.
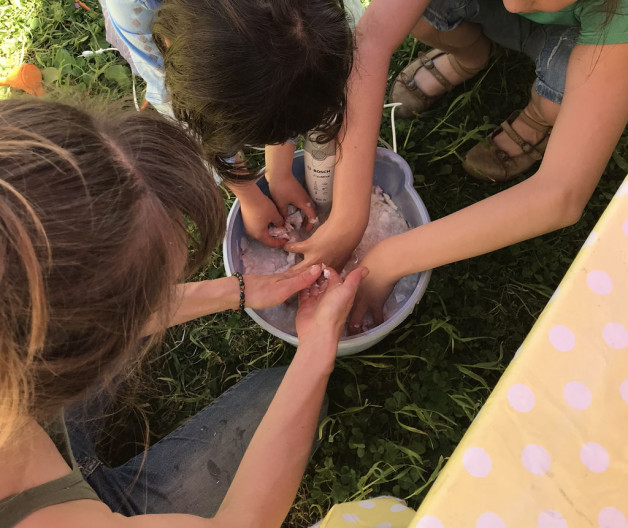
[239,172,359,272]
[244,264,369,346]
[244,250,394,339]
[237,146,394,333]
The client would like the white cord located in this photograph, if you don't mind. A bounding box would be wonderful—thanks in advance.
[382,102,403,153]
[132,75,141,111]
[79,47,142,111]
[378,137,394,151]
[79,47,118,57]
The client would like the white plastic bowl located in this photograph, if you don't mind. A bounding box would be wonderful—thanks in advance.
[223,148,431,356]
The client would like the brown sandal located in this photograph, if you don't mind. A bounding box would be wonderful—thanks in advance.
[462,110,552,182]
[389,48,489,119]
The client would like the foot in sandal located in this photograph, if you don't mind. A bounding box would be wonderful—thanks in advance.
[390,43,492,118]
[463,107,552,182]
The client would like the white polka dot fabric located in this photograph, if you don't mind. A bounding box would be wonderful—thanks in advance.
[408,177,628,526]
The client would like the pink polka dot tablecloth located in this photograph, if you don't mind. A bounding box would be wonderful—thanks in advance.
[408,177,628,527]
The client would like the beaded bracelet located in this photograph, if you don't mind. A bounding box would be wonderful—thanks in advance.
[232,272,245,313]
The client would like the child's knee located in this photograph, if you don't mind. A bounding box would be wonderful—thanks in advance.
[412,17,485,50]
[410,17,441,41]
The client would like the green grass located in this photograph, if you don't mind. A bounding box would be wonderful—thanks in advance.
[3,1,628,526]
[1,0,140,99]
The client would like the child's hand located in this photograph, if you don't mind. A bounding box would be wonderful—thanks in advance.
[296,267,368,345]
[239,191,287,248]
[285,215,364,272]
[268,173,318,233]
[244,265,323,309]
[347,249,396,334]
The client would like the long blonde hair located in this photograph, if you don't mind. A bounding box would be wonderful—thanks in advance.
[0,98,225,448]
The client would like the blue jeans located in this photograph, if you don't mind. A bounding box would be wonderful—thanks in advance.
[422,0,580,104]
[66,367,324,516]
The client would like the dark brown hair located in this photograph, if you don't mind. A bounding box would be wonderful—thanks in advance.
[597,0,622,25]
[153,0,354,179]
[0,97,225,447]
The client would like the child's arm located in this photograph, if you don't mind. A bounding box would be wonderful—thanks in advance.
[143,265,322,335]
[212,267,365,528]
[349,42,628,329]
[266,142,318,232]
[285,0,433,271]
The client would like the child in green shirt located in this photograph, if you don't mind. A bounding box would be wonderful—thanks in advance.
[314,0,628,330]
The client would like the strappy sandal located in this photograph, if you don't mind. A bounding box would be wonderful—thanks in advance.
[462,110,552,182]
[389,48,489,119]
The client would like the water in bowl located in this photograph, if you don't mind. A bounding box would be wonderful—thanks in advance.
[240,185,419,335]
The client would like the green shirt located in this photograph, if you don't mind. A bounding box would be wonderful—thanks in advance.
[0,416,101,528]
[519,1,628,44]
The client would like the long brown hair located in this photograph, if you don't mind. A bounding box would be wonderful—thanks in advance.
[0,97,226,448]
[599,0,623,25]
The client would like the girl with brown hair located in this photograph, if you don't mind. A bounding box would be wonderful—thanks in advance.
[99,0,366,266]
[0,97,367,527]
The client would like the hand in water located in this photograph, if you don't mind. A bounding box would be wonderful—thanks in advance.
[240,192,287,248]
[269,173,318,234]
[347,247,396,335]
[244,265,323,309]
[286,215,364,272]
[297,266,368,345]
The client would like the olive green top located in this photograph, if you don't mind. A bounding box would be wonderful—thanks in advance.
[519,1,628,44]
[0,416,101,528]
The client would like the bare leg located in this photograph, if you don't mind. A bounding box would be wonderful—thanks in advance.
[410,18,493,96]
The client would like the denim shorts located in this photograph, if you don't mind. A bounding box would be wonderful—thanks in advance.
[422,0,580,104]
